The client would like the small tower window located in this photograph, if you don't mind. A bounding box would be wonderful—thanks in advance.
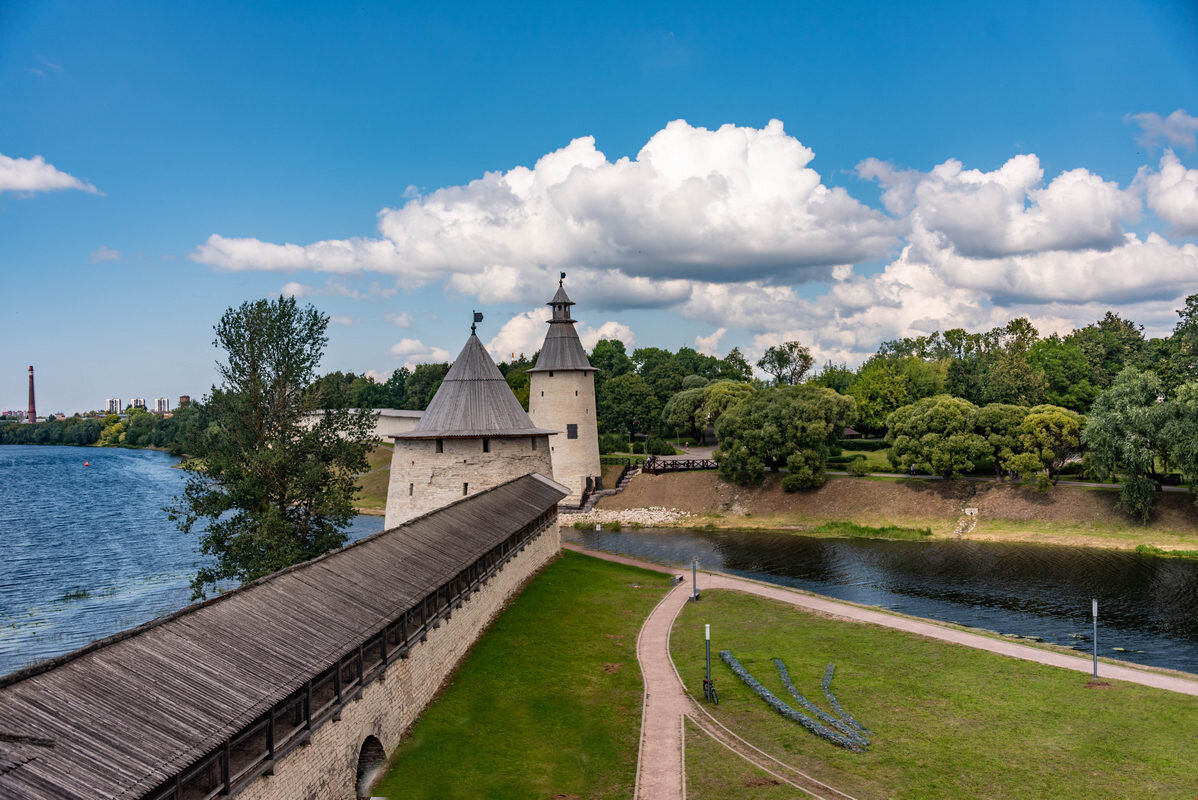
[463,482,469,495]
[541,391,544,397]
[549,371,554,377]
[483,438,490,453]
[575,390,578,396]
[567,424,578,439]
[409,483,413,496]
[531,437,537,450]
[435,438,443,453]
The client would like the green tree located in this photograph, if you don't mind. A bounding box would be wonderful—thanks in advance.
[1083,367,1170,521]
[596,372,660,435]
[1165,380,1198,504]
[167,296,379,598]
[406,362,450,409]
[1168,293,1198,387]
[1066,311,1148,389]
[718,347,754,382]
[661,387,707,442]
[697,380,755,436]
[809,361,855,394]
[590,339,635,384]
[714,385,856,490]
[633,346,686,408]
[1028,335,1097,412]
[1017,405,1085,482]
[756,341,814,386]
[886,395,989,479]
[850,357,910,433]
[974,403,1028,478]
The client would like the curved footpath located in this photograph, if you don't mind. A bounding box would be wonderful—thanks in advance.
[562,543,1198,800]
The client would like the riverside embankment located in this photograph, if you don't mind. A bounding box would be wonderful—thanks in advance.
[584,470,1198,554]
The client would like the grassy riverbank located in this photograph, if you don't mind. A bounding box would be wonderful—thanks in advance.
[371,551,671,799]
[595,471,1198,554]
[354,443,393,516]
[673,589,1198,799]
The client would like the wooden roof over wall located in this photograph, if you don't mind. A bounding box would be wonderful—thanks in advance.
[0,473,567,800]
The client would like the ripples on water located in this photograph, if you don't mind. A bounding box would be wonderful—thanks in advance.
[0,445,383,676]
[566,527,1198,673]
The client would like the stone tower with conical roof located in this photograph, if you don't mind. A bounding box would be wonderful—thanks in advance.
[384,320,557,529]
[527,276,601,506]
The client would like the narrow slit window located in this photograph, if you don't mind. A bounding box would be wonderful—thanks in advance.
[435,438,443,453]
[482,438,490,453]
[575,389,578,396]
[463,482,469,495]
[409,483,414,496]
[531,437,537,450]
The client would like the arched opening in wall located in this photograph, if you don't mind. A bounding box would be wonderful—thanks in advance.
[355,736,386,799]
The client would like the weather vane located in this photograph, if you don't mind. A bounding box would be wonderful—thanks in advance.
[560,271,566,286]
[471,310,483,334]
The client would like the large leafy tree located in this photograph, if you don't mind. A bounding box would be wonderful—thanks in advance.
[1016,405,1085,482]
[168,297,379,597]
[1027,335,1097,412]
[1165,380,1198,505]
[886,395,989,479]
[1066,311,1148,389]
[974,403,1028,478]
[718,347,754,382]
[756,341,814,386]
[697,380,755,435]
[714,385,856,491]
[1083,367,1170,521]
[850,357,910,433]
[661,387,707,442]
[596,372,660,434]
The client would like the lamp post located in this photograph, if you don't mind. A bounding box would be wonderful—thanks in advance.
[690,557,700,602]
[1092,598,1099,680]
[705,623,712,690]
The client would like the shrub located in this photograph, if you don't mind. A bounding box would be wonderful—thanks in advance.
[598,433,625,454]
[645,436,675,456]
[630,441,644,454]
[847,459,870,477]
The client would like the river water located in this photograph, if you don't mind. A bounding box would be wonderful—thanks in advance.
[0,445,383,676]
[564,527,1198,673]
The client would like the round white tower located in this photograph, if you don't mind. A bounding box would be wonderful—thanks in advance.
[527,276,601,506]
[385,319,558,529]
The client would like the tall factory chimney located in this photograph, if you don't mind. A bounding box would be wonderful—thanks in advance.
[27,366,36,423]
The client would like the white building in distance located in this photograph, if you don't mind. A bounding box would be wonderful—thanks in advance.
[527,277,601,506]
[105,398,121,414]
[129,398,146,411]
[154,398,170,413]
[384,321,560,530]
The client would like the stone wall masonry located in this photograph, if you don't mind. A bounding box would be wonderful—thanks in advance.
[528,370,601,505]
[385,435,554,529]
[237,520,562,800]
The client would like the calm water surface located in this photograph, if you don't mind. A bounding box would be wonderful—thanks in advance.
[565,527,1198,673]
[0,445,382,676]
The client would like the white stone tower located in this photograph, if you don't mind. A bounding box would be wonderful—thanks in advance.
[385,318,557,529]
[527,275,601,506]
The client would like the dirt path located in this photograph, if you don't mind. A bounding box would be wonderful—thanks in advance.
[564,544,1198,800]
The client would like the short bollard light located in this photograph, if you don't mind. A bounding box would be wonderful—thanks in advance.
[690,557,700,602]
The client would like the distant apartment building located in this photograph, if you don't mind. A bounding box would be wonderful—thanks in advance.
[105,398,121,414]
[154,397,169,413]
[178,395,191,408]
[129,398,146,411]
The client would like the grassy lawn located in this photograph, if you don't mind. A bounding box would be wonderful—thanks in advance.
[372,551,672,799]
[355,443,393,515]
[683,718,795,799]
[671,589,1198,800]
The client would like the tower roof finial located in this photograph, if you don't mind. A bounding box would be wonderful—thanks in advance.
[559,271,565,287]
[471,310,483,335]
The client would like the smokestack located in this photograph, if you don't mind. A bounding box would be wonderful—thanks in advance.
[27,366,36,423]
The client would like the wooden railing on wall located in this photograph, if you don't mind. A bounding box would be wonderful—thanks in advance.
[143,508,558,800]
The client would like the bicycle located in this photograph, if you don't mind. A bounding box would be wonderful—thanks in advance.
[702,677,719,705]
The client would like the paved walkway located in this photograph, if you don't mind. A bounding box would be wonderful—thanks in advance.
[564,544,1198,800]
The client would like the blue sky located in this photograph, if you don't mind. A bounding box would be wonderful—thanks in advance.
[2,0,1197,413]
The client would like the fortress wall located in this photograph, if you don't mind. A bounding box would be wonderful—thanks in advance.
[237,518,561,800]
[385,436,553,529]
[528,370,601,504]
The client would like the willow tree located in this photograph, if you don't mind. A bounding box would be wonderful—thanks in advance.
[168,297,379,597]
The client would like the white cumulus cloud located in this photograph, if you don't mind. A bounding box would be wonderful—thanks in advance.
[694,327,727,356]
[192,119,899,289]
[1135,150,1198,236]
[0,153,99,195]
[485,309,637,362]
[389,338,451,369]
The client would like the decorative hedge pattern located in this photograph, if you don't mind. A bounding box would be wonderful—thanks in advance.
[773,659,869,748]
[719,650,865,752]
[822,664,871,736]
